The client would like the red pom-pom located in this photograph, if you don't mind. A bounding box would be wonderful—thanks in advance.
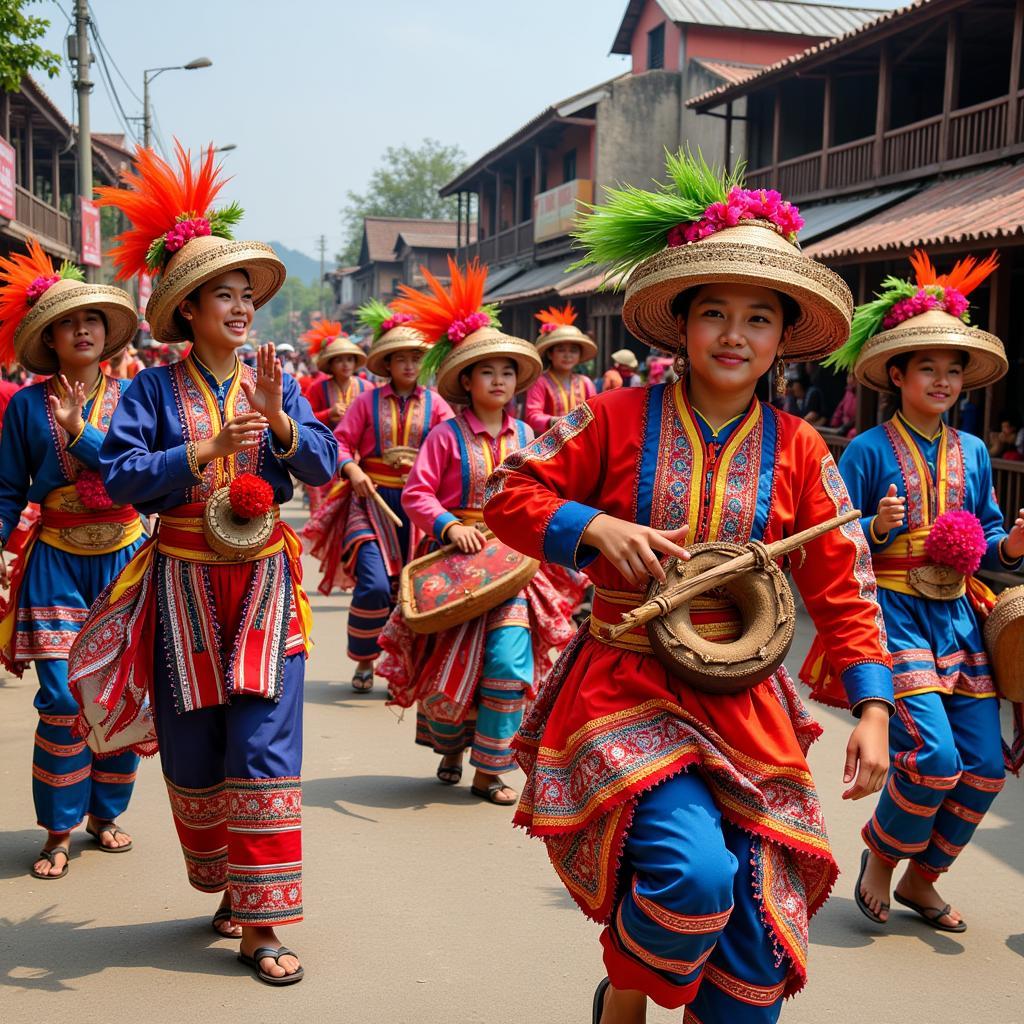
[229,473,274,519]
[75,470,114,510]
[925,510,987,576]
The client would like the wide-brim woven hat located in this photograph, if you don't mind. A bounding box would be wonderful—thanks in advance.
[14,278,139,375]
[316,335,368,371]
[436,328,543,404]
[853,308,1007,392]
[622,220,853,361]
[984,584,1024,702]
[366,325,427,377]
[146,235,286,344]
[535,323,598,362]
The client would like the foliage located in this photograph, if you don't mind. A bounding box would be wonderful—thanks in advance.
[823,277,918,372]
[253,277,330,343]
[0,0,61,92]
[337,138,466,265]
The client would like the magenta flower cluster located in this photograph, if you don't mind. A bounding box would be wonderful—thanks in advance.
[447,311,490,342]
[381,311,413,332]
[924,509,987,576]
[539,323,558,334]
[26,274,61,304]
[881,287,969,330]
[666,187,805,247]
[164,216,212,254]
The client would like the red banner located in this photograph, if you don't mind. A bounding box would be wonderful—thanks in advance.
[79,197,102,266]
[0,137,15,221]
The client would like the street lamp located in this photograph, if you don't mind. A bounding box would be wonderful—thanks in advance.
[143,57,212,148]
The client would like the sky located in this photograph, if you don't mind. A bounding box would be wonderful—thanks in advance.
[34,0,907,261]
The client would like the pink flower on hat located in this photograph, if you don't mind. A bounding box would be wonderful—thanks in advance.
[381,311,413,333]
[447,311,490,342]
[164,216,212,254]
[666,187,805,249]
[26,274,61,304]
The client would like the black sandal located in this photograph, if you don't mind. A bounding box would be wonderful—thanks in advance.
[892,892,967,933]
[592,977,610,1024]
[351,669,374,693]
[436,760,463,785]
[31,845,70,880]
[212,905,241,937]
[238,945,305,985]
[470,781,519,805]
[86,821,133,853]
[854,849,889,925]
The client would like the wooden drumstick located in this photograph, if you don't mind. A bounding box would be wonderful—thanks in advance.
[606,509,861,641]
[370,487,404,529]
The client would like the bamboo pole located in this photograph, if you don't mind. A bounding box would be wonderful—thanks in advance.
[370,487,404,529]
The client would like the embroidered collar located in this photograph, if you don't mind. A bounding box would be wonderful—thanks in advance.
[692,405,746,442]
[463,407,515,440]
[896,410,943,444]
[380,381,423,402]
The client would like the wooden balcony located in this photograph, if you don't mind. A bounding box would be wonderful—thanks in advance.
[747,90,1024,203]
[14,184,71,248]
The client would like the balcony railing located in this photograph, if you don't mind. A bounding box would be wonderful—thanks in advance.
[15,185,71,248]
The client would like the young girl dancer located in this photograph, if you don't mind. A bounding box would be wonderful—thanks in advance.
[523,302,596,434]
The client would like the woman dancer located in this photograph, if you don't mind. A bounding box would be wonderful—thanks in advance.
[523,302,596,434]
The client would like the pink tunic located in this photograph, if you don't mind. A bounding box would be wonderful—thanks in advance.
[523,371,596,435]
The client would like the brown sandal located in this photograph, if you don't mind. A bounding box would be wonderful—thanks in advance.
[86,822,133,853]
[31,845,70,880]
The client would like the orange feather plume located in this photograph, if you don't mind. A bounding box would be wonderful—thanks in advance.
[301,318,345,357]
[910,249,998,296]
[393,257,489,345]
[534,302,578,329]
[94,141,229,281]
[0,238,58,366]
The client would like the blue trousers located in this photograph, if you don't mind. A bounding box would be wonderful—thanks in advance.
[417,623,532,772]
[865,691,1004,879]
[603,771,786,1019]
[32,658,138,833]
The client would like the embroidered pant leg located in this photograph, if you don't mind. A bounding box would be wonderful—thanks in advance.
[864,692,961,866]
[601,770,737,1010]
[683,830,786,1024]
[469,624,532,773]
[224,653,304,928]
[347,541,393,662]
[415,709,475,756]
[913,693,1005,880]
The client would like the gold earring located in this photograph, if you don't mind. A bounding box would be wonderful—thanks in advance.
[673,346,689,379]
[774,357,787,396]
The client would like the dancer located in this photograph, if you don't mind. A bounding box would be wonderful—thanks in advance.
[484,152,893,1023]
[523,302,596,434]
[69,143,337,984]
[0,239,143,880]
[306,297,452,691]
[377,261,576,804]
[804,251,1024,933]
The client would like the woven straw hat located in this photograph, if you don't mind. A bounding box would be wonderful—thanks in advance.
[853,308,1007,392]
[145,236,286,344]
[622,220,853,361]
[365,325,428,378]
[435,328,542,404]
[316,335,368,372]
[15,279,139,375]
[984,585,1024,702]
[535,323,598,362]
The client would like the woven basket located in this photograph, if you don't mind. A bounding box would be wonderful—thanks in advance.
[984,584,1024,702]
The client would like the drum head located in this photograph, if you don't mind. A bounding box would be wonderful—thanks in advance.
[646,542,796,694]
[202,486,276,560]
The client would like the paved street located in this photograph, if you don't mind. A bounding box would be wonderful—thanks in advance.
[1,504,1022,1024]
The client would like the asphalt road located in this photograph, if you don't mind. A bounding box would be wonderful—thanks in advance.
[1,504,1022,1024]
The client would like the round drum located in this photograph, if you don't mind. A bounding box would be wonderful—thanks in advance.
[202,485,276,560]
[646,541,796,694]
[984,584,1024,702]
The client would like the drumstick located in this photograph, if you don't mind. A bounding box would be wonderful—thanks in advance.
[606,509,861,640]
[370,487,404,529]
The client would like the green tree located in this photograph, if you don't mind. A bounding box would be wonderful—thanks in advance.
[253,277,328,343]
[337,138,466,265]
[0,0,61,92]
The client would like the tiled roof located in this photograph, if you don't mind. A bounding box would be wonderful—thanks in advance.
[690,58,765,87]
[805,163,1024,260]
[362,217,460,263]
[396,230,459,250]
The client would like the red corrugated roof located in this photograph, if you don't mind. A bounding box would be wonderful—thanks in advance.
[805,163,1024,260]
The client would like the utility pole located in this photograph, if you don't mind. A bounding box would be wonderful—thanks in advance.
[316,234,328,315]
[72,0,94,281]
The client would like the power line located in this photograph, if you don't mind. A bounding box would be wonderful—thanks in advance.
[150,105,171,160]
[89,26,140,144]
[86,2,143,105]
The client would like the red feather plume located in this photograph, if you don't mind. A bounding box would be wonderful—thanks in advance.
[94,141,228,281]
[393,257,488,344]
[910,249,998,296]
[0,237,57,365]
[301,318,345,357]
[534,302,578,328]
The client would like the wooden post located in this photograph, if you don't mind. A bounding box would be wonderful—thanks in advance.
[493,168,501,234]
[873,43,890,178]
[26,117,33,195]
[771,88,782,182]
[51,140,60,205]
[1008,0,1024,146]
[1,92,9,140]
[938,14,960,163]
[477,181,485,239]
[724,101,734,167]
[820,74,833,191]
[514,157,523,227]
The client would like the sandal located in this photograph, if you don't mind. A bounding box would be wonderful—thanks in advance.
[854,849,889,925]
[592,977,610,1024]
[86,821,133,853]
[351,668,374,693]
[470,781,519,805]
[238,945,305,985]
[892,892,966,933]
[436,760,463,786]
[212,905,241,937]
[31,845,70,880]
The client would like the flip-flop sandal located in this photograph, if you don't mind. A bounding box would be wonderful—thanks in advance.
[238,945,305,985]
[892,892,967,933]
[31,845,70,880]
[212,906,241,937]
[85,822,133,853]
[470,781,519,806]
[436,761,463,785]
[351,669,374,693]
[592,977,610,1024]
[854,849,889,925]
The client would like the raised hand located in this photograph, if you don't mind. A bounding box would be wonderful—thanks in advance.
[582,515,690,586]
[241,343,284,420]
[46,375,88,437]
[874,483,905,536]
[211,411,269,457]
[1004,506,1024,561]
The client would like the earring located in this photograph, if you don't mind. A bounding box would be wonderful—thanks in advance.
[774,357,787,397]
[673,346,689,380]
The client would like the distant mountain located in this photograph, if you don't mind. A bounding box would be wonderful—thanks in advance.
[269,241,322,285]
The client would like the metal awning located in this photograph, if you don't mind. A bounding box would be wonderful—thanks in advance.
[486,257,592,302]
[797,186,921,245]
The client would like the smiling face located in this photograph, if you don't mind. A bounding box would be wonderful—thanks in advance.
[45,307,108,371]
[888,348,965,418]
[178,270,254,352]
[549,342,582,373]
[328,353,358,382]
[680,283,792,399]
[386,348,424,389]
[460,356,518,412]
